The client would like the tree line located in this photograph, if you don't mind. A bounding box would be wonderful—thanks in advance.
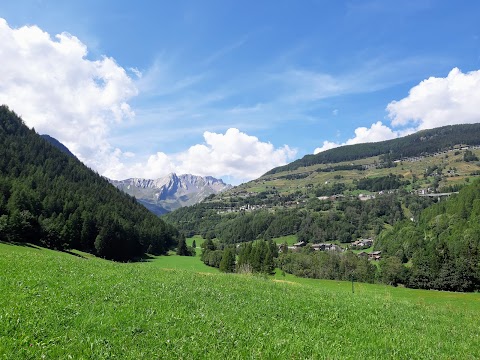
[200,238,278,274]
[198,238,409,289]
[276,248,376,283]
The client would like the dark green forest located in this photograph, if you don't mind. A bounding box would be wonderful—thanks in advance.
[375,179,480,292]
[266,123,480,174]
[0,106,180,261]
[355,174,409,192]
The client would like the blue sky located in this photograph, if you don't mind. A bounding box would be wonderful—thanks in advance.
[1,0,480,184]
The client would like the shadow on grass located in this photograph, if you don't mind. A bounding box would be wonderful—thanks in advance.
[0,240,43,249]
[1,241,91,260]
[62,250,88,259]
[1,240,172,264]
[131,253,157,262]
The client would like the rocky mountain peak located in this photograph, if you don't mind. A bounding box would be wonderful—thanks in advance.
[110,173,232,215]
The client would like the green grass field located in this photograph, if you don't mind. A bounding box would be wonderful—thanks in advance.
[186,235,205,250]
[1,242,479,359]
[272,235,298,245]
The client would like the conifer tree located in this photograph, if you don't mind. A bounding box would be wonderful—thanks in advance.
[176,235,189,256]
[219,247,235,273]
[263,246,275,275]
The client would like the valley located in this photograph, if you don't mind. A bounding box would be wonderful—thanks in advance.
[164,128,480,292]
[2,4,480,359]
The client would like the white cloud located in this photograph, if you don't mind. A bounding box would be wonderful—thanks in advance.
[387,68,480,129]
[177,128,297,181]
[314,67,480,155]
[0,18,137,175]
[279,69,345,103]
[108,128,297,184]
[346,121,400,144]
[314,141,340,154]
[314,121,399,154]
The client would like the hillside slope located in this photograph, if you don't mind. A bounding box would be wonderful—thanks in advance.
[0,105,179,260]
[165,123,480,291]
[267,123,480,174]
[166,124,480,245]
[1,242,479,358]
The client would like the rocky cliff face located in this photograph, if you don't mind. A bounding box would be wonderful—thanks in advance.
[110,173,232,215]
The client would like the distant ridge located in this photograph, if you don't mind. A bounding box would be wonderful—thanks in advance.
[110,173,232,215]
[41,134,77,159]
[266,123,480,175]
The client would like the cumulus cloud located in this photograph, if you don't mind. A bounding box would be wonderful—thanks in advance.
[314,121,399,154]
[315,68,480,155]
[177,128,296,181]
[0,18,137,174]
[313,140,340,154]
[111,128,297,184]
[387,67,480,129]
[0,19,294,184]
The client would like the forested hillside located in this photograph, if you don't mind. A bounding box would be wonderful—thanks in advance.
[165,192,432,245]
[0,106,180,261]
[165,122,480,248]
[267,123,480,174]
[375,179,480,291]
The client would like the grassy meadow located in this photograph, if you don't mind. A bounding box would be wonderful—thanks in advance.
[272,235,298,246]
[1,242,480,359]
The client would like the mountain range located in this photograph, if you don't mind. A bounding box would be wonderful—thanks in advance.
[110,173,232,215]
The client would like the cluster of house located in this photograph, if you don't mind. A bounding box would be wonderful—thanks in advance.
[357,250,382,261]
[416,188,433,195]
[320,191,398,203]
[317,194,345,201]
[217,203,267,214]
[279,239,382,260]
[358,194,375,201]
[283,241,344,253]
[350,238,373,249]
